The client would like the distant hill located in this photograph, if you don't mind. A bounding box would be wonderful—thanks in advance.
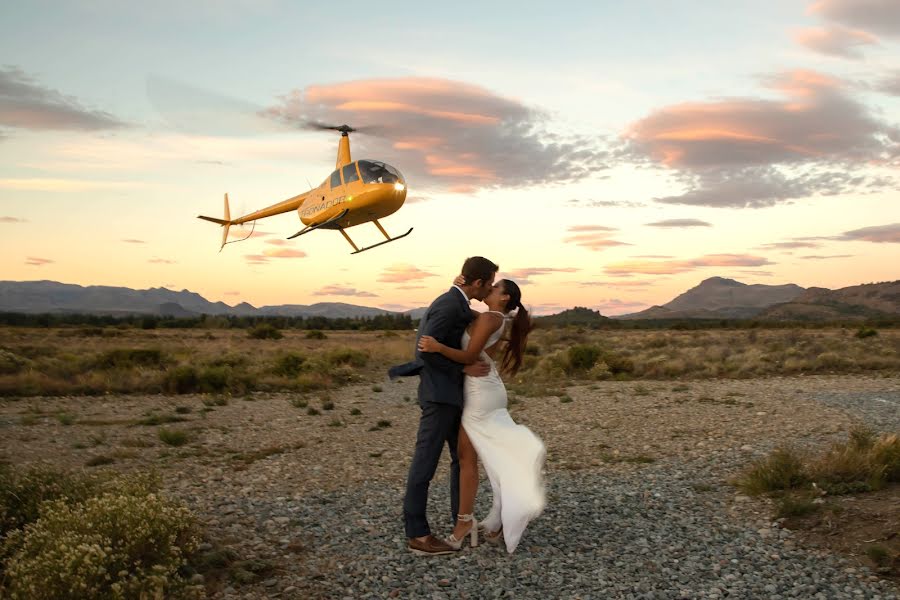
[758,280,900,321]
[535,307,613,327]
[0,280,399,319]
[618,277,805,320]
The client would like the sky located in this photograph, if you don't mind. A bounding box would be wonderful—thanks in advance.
[1,0,898,315]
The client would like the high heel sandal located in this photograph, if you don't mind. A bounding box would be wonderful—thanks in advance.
[446,514,478,549]
[482,524,503,545]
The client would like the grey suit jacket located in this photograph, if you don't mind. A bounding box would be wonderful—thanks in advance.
[388,288,474,407]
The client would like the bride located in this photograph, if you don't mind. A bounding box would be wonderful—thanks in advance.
[418,278,546,553]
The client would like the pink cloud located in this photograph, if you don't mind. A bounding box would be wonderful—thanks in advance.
[148,258,176,264]
[809,0,900,38]
[605,254,773,275]
[793,26,878,59]
[264,77,607,191]
[25,256,53,266]
[122,238,145,244]
[0,216,26,223]
[263,248,306,258]
[314,285,378,298]
[838,223,900,243]
[378,264,438,283]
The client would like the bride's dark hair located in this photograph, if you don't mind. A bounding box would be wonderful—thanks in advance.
[498,279,533,376]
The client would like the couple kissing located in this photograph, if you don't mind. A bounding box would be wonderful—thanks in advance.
[389,256,546,556]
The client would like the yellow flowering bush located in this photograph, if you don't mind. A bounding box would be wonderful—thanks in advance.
[0,468,202,599]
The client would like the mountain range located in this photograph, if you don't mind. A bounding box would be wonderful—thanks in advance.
[617,277,900,320]
[0,278,897,321]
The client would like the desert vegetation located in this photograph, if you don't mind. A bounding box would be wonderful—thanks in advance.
[0,325,897,398]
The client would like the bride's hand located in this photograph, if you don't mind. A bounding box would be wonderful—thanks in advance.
[452,274,465,286]
[418,335,442,353]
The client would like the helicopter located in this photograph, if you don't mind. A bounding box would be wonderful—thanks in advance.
[198,124,411,254]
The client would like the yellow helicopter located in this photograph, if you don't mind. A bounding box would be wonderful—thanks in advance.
[199,124,411,254]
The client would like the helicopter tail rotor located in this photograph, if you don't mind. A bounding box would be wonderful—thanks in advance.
[197,193,233,252]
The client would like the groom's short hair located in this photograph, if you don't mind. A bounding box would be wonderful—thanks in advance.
[461,256,499,285]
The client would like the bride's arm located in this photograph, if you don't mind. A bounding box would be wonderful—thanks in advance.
[418,312,502,365]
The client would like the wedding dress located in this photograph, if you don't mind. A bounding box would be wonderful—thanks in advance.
[461,314,546,553]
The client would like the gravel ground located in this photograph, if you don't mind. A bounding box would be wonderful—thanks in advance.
[197,456,899,599]
[2,375,898,599]
[813,389,900,433]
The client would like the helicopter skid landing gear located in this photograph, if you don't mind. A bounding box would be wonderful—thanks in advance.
[340,219,413,254]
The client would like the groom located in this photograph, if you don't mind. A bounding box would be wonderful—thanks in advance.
[402,256,498,555]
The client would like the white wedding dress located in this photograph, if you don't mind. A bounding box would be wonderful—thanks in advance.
[462,315,546,553]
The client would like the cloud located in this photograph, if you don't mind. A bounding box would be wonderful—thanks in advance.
[578,279,656,288]
[793,26,878,59]
[503,267,580,285]
[800,254,853,259]
[0,67,127,131]
[263,248,307,258]
[25,256,53,266]
[314,285,378,298]
[566,225,618,232]
[809,0,900,38]
[264,77,608,191]
[837,223,900,243]
[645,219,711,228]
[566,198,645,208]
[626,70,898,207]
[396,285,426,290]
[877,71,900,96]
[226,227,271,239]
[604,254,773,275]
[148,258,176,264]
[264,239,288,245]
[0,216,26,223]
[244,247,307,264]
[378,264,438,283]
[122,239,146,244]
[758,241,822,249]
[224,291,241,296]
[562,229,631,251]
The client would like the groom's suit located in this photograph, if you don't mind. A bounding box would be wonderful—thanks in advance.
[401,286,474,538]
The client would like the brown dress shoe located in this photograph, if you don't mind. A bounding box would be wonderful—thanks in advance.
[407,534,458,556]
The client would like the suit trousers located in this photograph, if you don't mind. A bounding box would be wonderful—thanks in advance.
[403,401,461,538]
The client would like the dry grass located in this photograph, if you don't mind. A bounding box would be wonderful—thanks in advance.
[0,327,898,398]
[736,427,900,497]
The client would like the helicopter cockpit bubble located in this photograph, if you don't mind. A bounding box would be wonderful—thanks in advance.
[358,160,405,186]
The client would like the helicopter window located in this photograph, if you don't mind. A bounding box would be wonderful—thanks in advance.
[342,163,360,185]
[358,159,402,184]
[330,169,342,188]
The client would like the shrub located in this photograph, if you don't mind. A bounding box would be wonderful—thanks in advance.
[85,455,115,467]
[855,326,878,339]
[2,492,200,599]
[735,447,807,496]
[165,365,199,394]
[273,352,306,376]
[567,345,602,372]
[775,495,818,519]
[94,348,167,369]
[305,330,327,340]
[248,323,282,340]
[158,428,190,447]
[0,466,105,537]
[325,348,368,368]
[0,349,27,375]
[349,408,362,416]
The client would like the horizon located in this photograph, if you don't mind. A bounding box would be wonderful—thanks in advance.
[1,2,898,315]
[3,274,897,317]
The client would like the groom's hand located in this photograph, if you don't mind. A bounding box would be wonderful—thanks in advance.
[463,361,490,377]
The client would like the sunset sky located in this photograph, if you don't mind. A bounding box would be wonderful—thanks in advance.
[1,1,898,315]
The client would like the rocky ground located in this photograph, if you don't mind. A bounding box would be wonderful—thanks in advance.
[1,374,898,599]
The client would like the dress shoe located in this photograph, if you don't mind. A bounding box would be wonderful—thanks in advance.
[407,534,458,556]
